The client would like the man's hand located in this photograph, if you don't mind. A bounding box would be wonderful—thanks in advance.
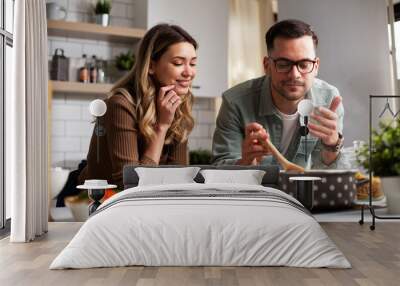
[308,96,342,146]
[237,122,271,165]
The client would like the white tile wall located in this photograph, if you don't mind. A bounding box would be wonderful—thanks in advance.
[49,0,218,168]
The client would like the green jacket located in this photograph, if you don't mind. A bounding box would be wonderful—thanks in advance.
[212,76,344,169]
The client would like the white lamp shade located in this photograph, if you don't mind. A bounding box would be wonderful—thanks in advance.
[298,99,313,116]
[89,99,107,117]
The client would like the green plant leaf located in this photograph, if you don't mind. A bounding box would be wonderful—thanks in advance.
[356,117,400,176]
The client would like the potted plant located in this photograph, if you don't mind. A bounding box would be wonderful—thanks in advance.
[106,51,135,82]
[115,50,135,71]
[357,117,400,213]
[189,149,212,165]
[94,0,112,27]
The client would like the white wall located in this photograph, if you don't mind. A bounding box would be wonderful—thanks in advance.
[146,0,228,98]
[49,0,216,169]
[278,0,393,145]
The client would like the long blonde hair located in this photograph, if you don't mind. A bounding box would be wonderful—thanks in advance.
[110,24,197,144]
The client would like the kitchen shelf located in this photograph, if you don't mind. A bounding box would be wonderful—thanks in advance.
[51,80,113,94]
[47,20,145,43]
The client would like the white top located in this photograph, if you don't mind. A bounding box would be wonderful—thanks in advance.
[275,108,299,155]
[289,176,322,181]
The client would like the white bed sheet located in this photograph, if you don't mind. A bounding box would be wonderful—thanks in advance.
[50,183,351,269]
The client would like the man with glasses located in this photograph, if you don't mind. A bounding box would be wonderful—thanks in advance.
[212,19,344,168]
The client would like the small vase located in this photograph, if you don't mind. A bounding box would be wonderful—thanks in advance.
[96,13,110,27]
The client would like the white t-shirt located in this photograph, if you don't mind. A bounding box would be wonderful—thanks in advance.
[275,109,299,155]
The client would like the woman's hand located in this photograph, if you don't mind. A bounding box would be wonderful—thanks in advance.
[156,85,182,131]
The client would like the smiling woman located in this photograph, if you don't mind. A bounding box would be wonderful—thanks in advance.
[76,24,198,189]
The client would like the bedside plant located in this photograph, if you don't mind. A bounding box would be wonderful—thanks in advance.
[94,0,112,27]
[356,117,400,213]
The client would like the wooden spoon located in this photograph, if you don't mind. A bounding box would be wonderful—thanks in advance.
[260,139,305,173]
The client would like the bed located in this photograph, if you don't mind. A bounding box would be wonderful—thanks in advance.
[50,165,350,269]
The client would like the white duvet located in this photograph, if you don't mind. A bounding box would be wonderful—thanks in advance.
[50,183,351,269]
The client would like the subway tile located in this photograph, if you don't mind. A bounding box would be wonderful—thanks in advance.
[126,4,136,18]
[196,110,216,124]
[193,97,211,110]
[51,152,65,167]
[68,0,91,13]
[47,0,68,12]
[65,11,87,22]
[52,104,81,120]
[51,40,83,58]
[64,153,86,169]
[194,139,213,151]
[188,138,212,151]
[110,17,135,28]
[51,120,65,137]
[65,95,92,106]
[187,139,198,151]
[82,43,112,60]
[190,124,209,138]
[52,137,81,152]
[208,124,216,137]
[48,36,68,42]
[82,107,96,121]
[65,152,87,162]
[110,3,127,18]
[80,136,92,153]
[114,0,135,4]
[66,121,93,136]
[111,45,132,58]
[67,38,98,45]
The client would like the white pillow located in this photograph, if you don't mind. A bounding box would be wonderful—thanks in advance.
[200,169,266,185]
[135,167,200,186]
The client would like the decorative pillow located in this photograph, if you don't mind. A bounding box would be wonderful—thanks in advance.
[200,169,266,185]
[135,167,201,186]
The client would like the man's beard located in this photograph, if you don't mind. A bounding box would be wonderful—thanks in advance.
[271,80,307,101]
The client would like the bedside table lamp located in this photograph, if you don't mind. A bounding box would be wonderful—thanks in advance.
[89,99,107,163]
[298,99,313,164]
[76,99,113,215]
[77,180,117,215]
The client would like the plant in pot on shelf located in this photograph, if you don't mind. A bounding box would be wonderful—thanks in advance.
[357,117,400,214]
[108,50,135,82]
[94,0,112,27]
[115,50,135,71]
[189,149,212,165]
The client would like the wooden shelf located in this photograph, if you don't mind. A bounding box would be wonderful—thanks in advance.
[47,20,145,43]
[51,80,113,94]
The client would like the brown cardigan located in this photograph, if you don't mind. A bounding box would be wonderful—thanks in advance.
[78,93,188,188]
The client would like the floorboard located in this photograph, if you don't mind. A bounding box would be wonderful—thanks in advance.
[0,222,399,286]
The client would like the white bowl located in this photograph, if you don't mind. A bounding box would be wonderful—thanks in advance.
[64,197,89,222]
[51,167,70,199]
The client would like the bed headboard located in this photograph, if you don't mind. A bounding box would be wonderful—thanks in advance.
[123,164,280,189]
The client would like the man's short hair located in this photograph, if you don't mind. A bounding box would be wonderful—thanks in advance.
[265,19,318,54]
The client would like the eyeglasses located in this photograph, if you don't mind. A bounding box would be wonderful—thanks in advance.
[270,58,317,74]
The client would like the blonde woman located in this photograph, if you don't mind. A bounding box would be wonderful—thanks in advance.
[78,24,198,188]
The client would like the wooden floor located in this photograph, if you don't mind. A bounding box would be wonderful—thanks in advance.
[0,222,399,286]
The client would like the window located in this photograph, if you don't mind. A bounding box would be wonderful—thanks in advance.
[1,0,14,232]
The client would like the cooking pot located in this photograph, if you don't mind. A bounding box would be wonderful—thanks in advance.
[279,169,358,211]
